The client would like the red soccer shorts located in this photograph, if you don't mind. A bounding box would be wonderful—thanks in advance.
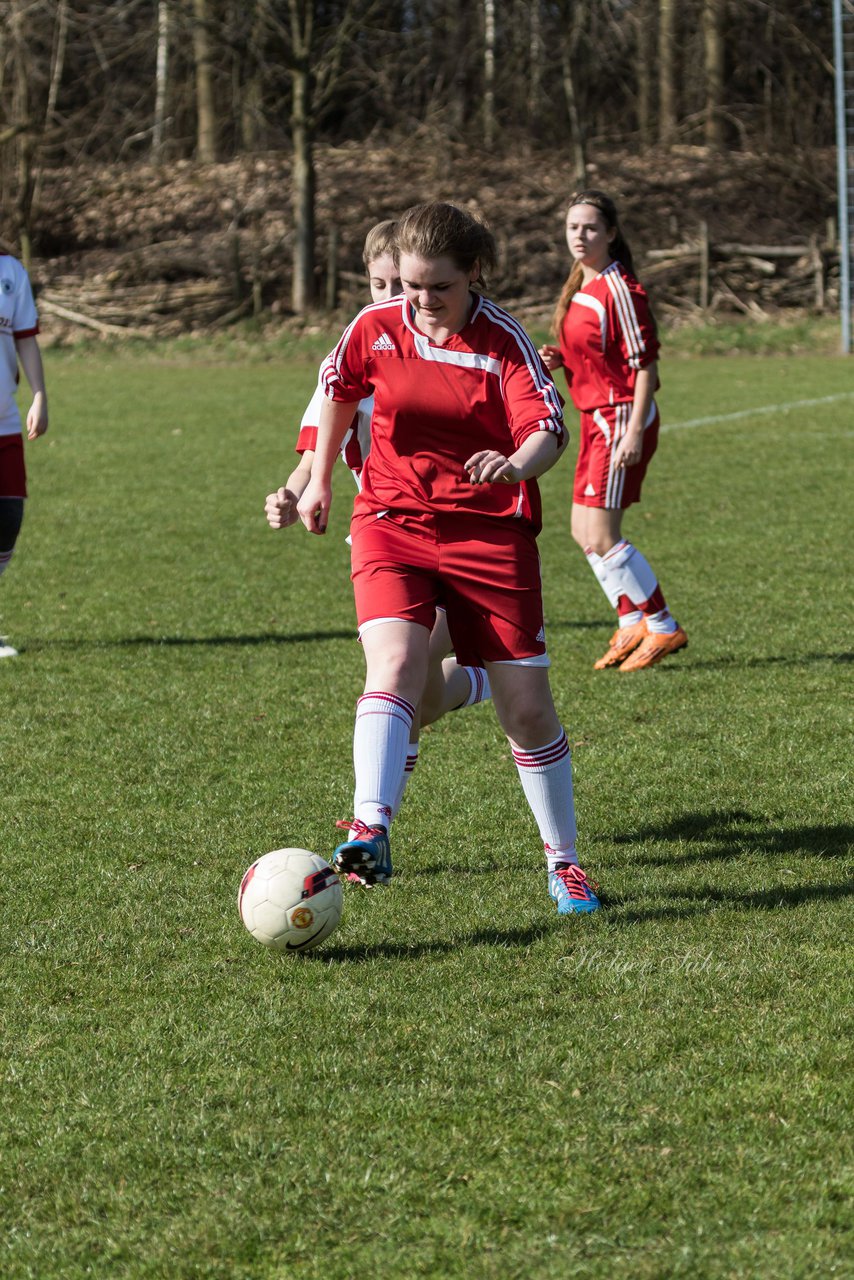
[573,402,660,510]
[0,435,27,498]
[349,509,547,667]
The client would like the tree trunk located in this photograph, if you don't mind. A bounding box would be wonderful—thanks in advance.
[703,0,726,150]
[153,0,170,158]
[9,0,33,265]
[560,45,586,184]
[289,1,316,313]
[658,0,677,145]
[483,0,496,150]
[192,0,217,162]
[637,0,655,150]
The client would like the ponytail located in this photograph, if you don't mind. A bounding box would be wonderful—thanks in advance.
[551,189,636,337]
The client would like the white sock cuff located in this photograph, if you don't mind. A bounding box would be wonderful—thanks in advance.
[511,729,570,773]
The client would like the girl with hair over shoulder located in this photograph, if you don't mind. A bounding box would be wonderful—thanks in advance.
[297,201,600,914]
[540,190,687,672]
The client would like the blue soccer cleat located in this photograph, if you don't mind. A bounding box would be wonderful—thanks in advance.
[548,863,601,914]
[333,819,392,887]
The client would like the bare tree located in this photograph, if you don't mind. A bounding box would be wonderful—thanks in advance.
[192,0,217,162]
[703,0,726,149]
[658,0,677,144]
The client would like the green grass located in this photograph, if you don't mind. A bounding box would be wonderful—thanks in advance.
[1,332,852,1279]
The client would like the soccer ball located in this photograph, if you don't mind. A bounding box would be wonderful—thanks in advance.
[238,848,343,952]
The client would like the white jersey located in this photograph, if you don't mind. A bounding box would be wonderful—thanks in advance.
[296,379,374,491]
[0,256,39,437]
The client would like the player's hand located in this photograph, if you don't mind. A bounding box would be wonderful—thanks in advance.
[538,344,563,371]
[464,450,521,485]
[265,488,301,529]
[26,393,48,440]
[297,477,331,534]
[613,429,644,470]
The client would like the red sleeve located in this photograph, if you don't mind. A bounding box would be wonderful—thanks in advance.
[295,424,318,455]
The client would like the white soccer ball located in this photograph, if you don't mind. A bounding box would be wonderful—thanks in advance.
[238,848,343,952]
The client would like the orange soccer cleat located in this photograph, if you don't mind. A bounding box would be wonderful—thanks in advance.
[593,620,647,669]
[618,624,688,672]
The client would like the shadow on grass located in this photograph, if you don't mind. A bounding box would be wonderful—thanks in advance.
[612,879,854,926]
[29,630,355,649]
[314,922,552,963]
[684,651,853,671]
[614,810,853,864]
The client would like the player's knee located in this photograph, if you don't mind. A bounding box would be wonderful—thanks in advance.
[0,498,24,552]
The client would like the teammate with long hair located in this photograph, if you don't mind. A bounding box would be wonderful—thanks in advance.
[540,190,687,671]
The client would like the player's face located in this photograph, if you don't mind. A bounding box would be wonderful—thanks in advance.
[398,253,480,339]
[367,253,402,303]
[566,204,616,273]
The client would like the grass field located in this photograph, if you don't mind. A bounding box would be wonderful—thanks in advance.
[1,324,852,1279]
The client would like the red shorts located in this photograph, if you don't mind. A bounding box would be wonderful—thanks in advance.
[573,402,659,510]
[350,510,547,667]
[0,435,26,498]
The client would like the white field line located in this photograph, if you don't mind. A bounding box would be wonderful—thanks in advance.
[662,390,854,432]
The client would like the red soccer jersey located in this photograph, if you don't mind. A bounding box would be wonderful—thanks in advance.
[558,261,660,413]
[321,294,565,532]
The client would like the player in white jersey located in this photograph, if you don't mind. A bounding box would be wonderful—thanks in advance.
[297,202,600,915]
[540,190,687,672]
[264,222,491,836]
[0,254,49,658]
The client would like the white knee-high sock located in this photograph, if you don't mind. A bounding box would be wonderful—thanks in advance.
[352,692,415,831]
[391,744,419,817]
[589,541,674,630]
[511,729,579,869]
[461,666,491,706]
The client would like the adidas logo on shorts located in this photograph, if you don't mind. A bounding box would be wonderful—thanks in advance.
[584,483,596,497]
[371,332,396,352]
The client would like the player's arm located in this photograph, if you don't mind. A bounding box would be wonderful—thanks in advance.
[265,451,315,529]
[297,399,359,535]
[465,427,567,486]
[613,362,657,471]
[15,335,48,439]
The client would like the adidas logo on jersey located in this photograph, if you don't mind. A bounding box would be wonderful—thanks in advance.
[371,333,396,352]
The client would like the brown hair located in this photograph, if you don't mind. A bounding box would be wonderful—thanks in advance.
[551,190,635,336]
[362,219,398,269]
[394,202,497,289]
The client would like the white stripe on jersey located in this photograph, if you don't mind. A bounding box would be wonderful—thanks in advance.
[408,327,501,375]
[479,297,564,435]
[570,291,608,351]
[603,263,647,370]
[605,402,630,508]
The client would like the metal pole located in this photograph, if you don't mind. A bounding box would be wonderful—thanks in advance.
[833,0,851,353]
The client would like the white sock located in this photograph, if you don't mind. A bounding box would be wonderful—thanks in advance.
[391,744,419,817]
[510,730,578,867]
[352,692,415,831]
[462,666,491,706]
[645,608,678,635]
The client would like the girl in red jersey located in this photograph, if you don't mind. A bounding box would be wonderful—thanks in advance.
[297,202,600,914]
[540,190,687,672]
[265,221,491,829]
[0,253,48,659]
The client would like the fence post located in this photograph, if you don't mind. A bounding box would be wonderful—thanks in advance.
[699,220,710,310]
